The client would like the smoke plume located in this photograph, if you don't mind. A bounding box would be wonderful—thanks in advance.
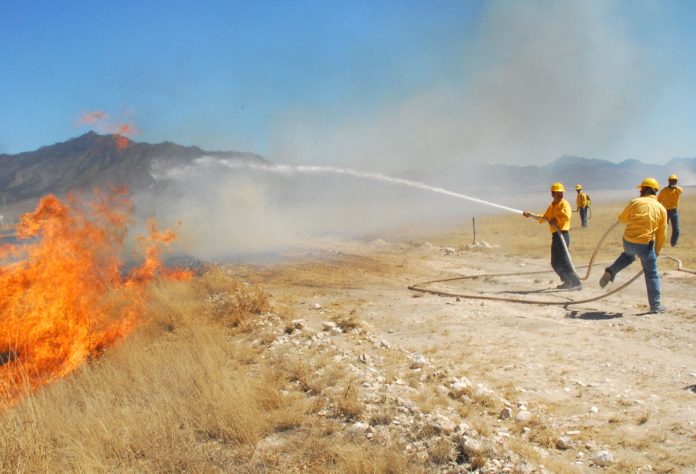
[270,0,662,173]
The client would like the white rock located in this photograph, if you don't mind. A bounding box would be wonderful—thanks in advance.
[410,354,428,369]
[349,421,368,433]
[591,450,614,467]
[330,327,343,336]
[462,438,484,456]
[515,410,533,423]
[313,303,322,310]
[322,321,338,331]
[428,414,456,434]
[290,319,305,330]
[590,406,599,414]
[556,436,574,450]
[443,247,457,255]
[450,380,472,396]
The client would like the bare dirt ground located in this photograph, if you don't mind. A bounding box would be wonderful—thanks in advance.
[227,196,696,473]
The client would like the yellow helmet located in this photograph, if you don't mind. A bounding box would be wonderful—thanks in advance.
[637,177,659,190]
[669,174,678,181]
[550,182,565,192]
[575,184,582,190]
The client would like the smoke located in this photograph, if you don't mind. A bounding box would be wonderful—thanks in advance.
[138,157,492,260]
[140,1,670,259]
[270,0,662,173]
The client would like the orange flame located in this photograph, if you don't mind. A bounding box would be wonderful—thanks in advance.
[77,110,140,149]
[0,189,188,404]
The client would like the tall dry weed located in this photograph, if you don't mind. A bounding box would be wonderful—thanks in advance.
[0,270,416,472]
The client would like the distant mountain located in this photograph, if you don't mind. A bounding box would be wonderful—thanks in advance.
[426,155,696,193]
[0,132,265,212]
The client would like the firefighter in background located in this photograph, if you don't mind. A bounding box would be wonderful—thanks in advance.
[600,178,667,313]
[657,174,682,247]
[575,184,589,228]
[523,182,582,290]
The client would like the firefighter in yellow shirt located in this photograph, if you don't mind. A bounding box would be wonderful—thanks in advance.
[575,184,589,228]
[599,178,667,313]
[657,174,682,247]
[523,183,582,290]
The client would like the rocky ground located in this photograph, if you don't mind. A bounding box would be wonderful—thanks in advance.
[224,217,696,473]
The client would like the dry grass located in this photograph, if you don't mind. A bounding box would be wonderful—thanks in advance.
[0,271,413,473]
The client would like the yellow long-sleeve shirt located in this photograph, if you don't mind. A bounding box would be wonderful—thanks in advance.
[576,192,588,209]
[657,186,682,210]
[619,195,667,254]
[538,199,571,234]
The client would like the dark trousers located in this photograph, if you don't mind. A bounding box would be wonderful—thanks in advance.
[551,231,579,284]
[579,207,588,227]
[667,209,680,247]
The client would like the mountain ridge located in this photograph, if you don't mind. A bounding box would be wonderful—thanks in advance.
[0,132,265,211]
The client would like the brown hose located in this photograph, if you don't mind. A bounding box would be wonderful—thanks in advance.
[407,220,694,307]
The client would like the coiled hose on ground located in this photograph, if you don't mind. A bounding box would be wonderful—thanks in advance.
[408,217,695,307]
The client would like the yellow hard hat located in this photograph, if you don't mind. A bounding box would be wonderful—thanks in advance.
[669,174,678,181]
[550,182,565,192]
[637,177,659,190]
[575,184,582,190]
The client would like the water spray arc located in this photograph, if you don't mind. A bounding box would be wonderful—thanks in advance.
[193,158,524,214]
[177,157,695,307]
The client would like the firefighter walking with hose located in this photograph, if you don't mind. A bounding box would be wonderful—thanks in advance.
[599,177,667,314]
[657,174,682,247]
[523,183,583,290]
[576,184,590,228]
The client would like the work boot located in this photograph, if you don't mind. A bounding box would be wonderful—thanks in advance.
[599,270,613,288]
[558,281,582,291]
[649,305,667,314]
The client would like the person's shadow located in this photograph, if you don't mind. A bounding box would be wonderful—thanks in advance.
[566,310,623,320]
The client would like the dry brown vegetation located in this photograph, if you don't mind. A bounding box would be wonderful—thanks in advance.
[0,270,413,473]
[2,191,694,473]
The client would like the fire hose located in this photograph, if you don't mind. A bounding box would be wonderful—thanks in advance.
[408,215,695,307]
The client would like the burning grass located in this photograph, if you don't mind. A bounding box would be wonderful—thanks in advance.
[0,190,190,404]
[0,274,415,472]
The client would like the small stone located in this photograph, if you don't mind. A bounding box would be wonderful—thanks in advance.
[358,353,370,364]
[499,407,513,420]
[330,327,343,336]
[290,319,305,330]
[590,406,599,414]
[556,436,574,450]
[591,450,614,467]
[462,438,484,456]
[410,354,428,369]
[349,421,368,433]
[515,410,533,423]
[313,303,322,310]
[322,321,338,331]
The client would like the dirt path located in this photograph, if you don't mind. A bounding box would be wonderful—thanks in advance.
[228,235,696,472]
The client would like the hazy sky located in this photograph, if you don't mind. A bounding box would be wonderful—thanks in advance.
[2,0,695,168]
